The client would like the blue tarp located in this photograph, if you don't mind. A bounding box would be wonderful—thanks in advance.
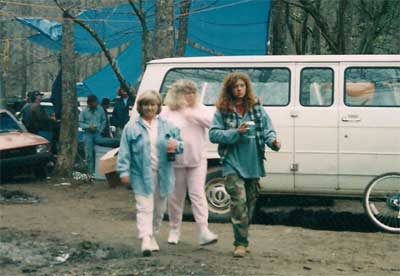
[83,42,142,100]
[17,0,271,99]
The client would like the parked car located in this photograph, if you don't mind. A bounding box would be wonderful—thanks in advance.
[0,109,52,180]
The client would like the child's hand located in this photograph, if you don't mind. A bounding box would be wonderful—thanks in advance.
[167,139,178,153]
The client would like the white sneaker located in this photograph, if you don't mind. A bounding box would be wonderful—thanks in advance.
[149,236,160,252]
[141,236,152,257]
[168,229,180,245]
[199,229,218,246]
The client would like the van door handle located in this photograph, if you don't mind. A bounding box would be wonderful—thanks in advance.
[341,115,361,122]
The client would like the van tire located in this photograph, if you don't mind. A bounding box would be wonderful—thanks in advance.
[205,167,231,222]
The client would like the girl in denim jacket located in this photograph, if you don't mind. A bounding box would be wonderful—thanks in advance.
[117,90,183,257]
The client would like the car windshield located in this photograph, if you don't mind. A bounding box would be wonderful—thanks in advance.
[0,112,23,133]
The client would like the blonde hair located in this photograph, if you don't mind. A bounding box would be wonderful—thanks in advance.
[216,72,257,113]
[164,80,199,110]
[136,90,162,116]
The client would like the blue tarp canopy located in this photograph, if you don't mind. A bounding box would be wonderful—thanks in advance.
[17,0,271,100]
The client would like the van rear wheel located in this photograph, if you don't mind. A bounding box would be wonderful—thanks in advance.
[205,167,230,222]
[363,172,400,233]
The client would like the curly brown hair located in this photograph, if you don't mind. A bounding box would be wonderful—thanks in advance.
[216,72,257,113]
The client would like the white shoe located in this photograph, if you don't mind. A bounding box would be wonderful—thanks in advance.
[199,229,218,246]
[141,236,152,257]
[168,229,180,245]
[149,236,160,252]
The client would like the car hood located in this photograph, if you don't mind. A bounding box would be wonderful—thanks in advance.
[0,132,49,150]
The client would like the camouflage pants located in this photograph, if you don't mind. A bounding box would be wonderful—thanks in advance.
[224,174,260,247]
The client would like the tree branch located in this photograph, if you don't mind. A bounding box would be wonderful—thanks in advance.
[54,0,131,93]
[127,0,146,33]
[187,39,224,56]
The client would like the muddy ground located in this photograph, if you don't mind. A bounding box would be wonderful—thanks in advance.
[0,177,399,276]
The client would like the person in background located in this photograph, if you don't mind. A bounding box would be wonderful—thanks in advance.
[110,87,134,138]
[101,97,112,138]
[79,94,106,175]
[29,91,56,142]
[162,80,218,246]
[20,91,35,130]
[117,90,183,257]
[209,72,281,258]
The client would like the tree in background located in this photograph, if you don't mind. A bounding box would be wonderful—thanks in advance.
[55,10,78,177]
[270,0,400,54]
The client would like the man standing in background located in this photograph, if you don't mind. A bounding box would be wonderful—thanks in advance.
[79,94,106,175]
[110,87,134,138]
[101,97,112,138]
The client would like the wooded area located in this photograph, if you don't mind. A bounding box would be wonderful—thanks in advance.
[1,0,399,177]
[270,0,400,55]
[1,0,399,98]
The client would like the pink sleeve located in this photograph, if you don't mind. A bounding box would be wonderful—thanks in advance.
[186,106,212,128]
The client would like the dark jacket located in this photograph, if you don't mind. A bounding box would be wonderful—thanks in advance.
[110,97,134,128]
[29,104,52,133]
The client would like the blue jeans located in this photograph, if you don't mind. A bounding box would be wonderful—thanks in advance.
[84,132,101,174]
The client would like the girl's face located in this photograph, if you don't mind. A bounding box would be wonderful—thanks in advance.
[232,79,246,100]
[184,90,197,107]
[141,101,158,120]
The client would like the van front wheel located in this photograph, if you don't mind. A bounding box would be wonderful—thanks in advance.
[363,172,400,233]
[205,167,231,222]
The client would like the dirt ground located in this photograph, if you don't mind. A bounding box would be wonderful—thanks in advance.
[0,177,399,276]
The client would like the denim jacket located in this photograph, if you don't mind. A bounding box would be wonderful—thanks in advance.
[117,116,183,197]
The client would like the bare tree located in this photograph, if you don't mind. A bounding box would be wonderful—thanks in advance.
[54,1,130,93]
[55,11,78,177]
[270,0,289,54]
[176,0,191,57]
[280,0,399,54]
[128,0,154,67]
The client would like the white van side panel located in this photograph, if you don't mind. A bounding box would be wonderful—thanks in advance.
[292,64,339,192]
[260,106,295,192]
[338,62,400,191]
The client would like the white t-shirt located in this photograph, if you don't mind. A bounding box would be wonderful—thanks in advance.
[142,118,159,171]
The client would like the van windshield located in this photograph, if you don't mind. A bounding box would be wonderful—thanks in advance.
[160,68,290,106]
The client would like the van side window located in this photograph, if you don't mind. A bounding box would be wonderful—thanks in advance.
[160,68,290,106]
[344,67,400,107]
[300,68,334,107]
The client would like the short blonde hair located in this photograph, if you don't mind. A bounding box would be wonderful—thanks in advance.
[164,80,199,110]
[136,90,162,116]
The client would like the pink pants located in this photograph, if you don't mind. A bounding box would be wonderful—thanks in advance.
[135,171,167,239]
[168,161,208,231]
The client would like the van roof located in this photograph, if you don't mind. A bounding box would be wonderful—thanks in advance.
[148,55,400,64]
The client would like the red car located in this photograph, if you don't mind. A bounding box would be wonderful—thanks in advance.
[0,109,52,181]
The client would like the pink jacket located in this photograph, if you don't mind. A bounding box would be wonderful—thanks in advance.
[161,105,212,168]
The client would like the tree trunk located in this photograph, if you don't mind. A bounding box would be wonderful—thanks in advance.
[0,21,7,108]
[154,0,175,59]
[176,0,191,57]
[55,13,78,178]
[336,0,348,54]
[271,0,288,54]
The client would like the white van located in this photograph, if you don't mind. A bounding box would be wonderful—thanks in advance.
[123,55,400,232]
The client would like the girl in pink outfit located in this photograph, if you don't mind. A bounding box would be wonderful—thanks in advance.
[162,80,218,246]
